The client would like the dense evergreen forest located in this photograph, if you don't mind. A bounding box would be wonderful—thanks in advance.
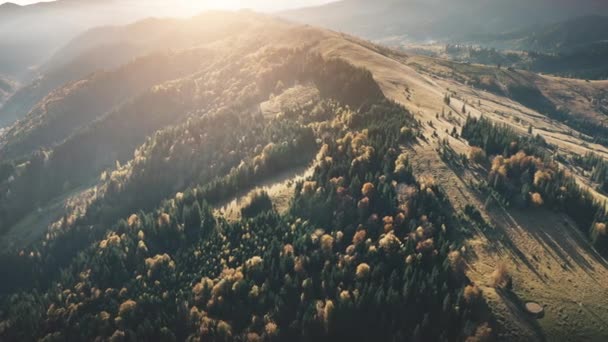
[0,53,492,341]
[572,152,608,194]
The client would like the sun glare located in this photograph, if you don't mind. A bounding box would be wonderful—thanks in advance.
[177,0,324,12]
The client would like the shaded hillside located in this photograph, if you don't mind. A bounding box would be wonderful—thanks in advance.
[0,0,136,79]
[284,1,608,81]
[0,13,382,250]
[0,49,214,159]
[409,43,608,80]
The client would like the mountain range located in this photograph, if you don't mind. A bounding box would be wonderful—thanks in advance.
[282,0,608,42]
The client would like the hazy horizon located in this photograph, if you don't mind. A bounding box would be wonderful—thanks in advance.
[1,0,337,11]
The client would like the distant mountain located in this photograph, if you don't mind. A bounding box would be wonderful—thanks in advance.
[0,12,267,128]
[281,0,608,42]
[425,15,608,79]
[282,1,608,79]
[0,0,121,80]
[495,15,608,53]
[0,0,206,81]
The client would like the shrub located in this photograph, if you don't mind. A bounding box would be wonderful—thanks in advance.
[352,230,367,245]
[468,146,487,164]
[361,182,375,197]
[321,234,334,253]
[463,284,481,304]
[356,263,371,279]
[118,299,137,316]
[491,264,512,289]
[530,192,544,207]
[465,322,493,342]
[448,250,466,274]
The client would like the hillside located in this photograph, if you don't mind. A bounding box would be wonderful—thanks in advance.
[0,12,290,152]
[1,10,608,342]
[0,13,481,341]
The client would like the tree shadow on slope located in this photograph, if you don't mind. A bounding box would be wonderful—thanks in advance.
[501,208,608,282]
[467,204,549,284]
[495,288,547,342]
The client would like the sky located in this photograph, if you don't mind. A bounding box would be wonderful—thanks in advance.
[1,0,336,11]
[2,0,44,3]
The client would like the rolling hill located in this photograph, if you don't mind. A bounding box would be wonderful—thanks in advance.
[0,10,608,342]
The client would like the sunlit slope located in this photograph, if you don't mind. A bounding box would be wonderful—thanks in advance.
[0,12,381,248]
[0,49,214,159]
[0,12,290,129]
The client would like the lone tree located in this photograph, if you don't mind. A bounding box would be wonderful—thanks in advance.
[491,263,512,289]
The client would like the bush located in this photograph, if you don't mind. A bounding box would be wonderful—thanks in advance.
[468,146,487,164]
[491,264,512,289]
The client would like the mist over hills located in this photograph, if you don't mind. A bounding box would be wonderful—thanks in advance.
[492,15,608,52]
[0,0,210,81]
[281,0,608,42]
[0,12,273,128]
[281,0,608,80]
